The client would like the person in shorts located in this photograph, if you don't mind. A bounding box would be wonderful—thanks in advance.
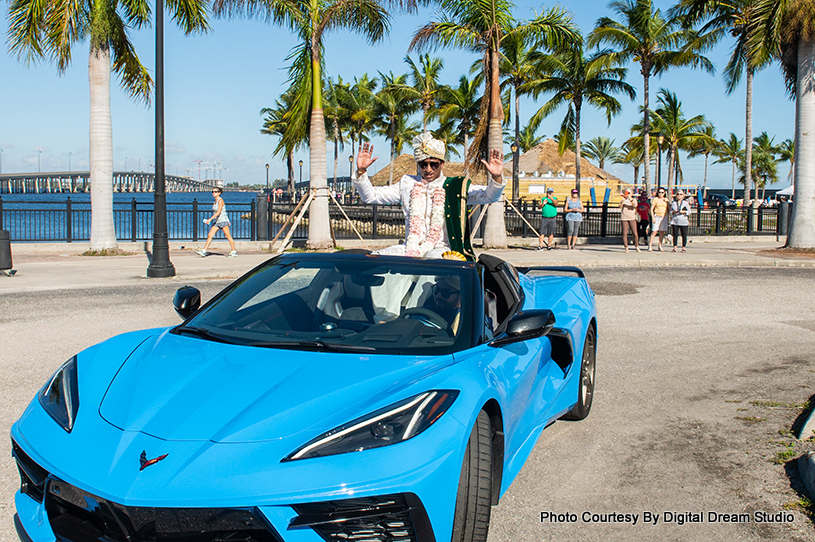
[649,187,669,251]
[196,187,237,257]
[538,188,558,250]
[564,188,584,249]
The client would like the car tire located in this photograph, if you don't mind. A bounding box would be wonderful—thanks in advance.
[562,324,596,421]
[451,410,493,542]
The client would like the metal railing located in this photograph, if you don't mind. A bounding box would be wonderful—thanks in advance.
[0,196,790,242]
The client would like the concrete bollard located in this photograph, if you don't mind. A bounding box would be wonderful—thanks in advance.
[0,230,12,272]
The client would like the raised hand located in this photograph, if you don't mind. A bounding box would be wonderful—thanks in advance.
[481,148,505,180]
[357,142,378,173]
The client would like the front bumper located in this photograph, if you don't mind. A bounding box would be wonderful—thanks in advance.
[12,407,460,542]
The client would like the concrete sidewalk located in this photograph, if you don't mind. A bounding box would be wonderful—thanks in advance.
[2,235,813,294]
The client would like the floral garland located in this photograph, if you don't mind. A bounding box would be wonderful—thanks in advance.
[405,181,446,257]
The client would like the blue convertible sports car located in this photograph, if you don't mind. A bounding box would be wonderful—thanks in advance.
[11,252,597,542]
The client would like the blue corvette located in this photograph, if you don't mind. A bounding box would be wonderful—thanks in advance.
[11,252,597,542]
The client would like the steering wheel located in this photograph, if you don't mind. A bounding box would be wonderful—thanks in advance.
[401,308,448,330]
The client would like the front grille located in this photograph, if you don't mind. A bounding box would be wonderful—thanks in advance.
[12,439,49,503]
[44,479,284,542]
[290,493,435,542]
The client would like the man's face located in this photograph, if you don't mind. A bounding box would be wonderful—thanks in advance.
[432,283,460,312]
[418,159,444,182]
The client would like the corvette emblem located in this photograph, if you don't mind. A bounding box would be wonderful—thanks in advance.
[139,451,169,471]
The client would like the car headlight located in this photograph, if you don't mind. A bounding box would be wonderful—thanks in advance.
[285,390,459,461]
[39,356,79,433]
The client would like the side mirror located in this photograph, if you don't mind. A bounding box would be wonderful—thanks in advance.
[174,286,201,319]
[489,309,555,347]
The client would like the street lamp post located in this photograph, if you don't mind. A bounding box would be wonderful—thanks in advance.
[38,150,42,173]
[511,141,519,203]
[147,0,175,278]
[299,159,303,190]
[0,148,3,174]
[656,133,664,192]
[68,152,72,172]
[265,163,269,191]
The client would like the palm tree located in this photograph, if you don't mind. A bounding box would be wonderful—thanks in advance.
[777,138,794,182]
[671,0,773,207]
[713,132,744,198]
[374,72,419,183]
[212,0,391,250]
[344,74,379,156]
[643,89,715,193]
[499,31,537,184]
[261,90,306,194]
[686,125,720,194]
[616,138,648,185]
[522,42,636,190]
[400,54,444,131]
[324,77,349,187]
[589,0,714,195]
[749,0,815,246]
[583,136,622,170]
[750,131,780,199]
[435,75,482,174]
[8,0,209,251]
[516,124,546,153]
[411,2,578,248]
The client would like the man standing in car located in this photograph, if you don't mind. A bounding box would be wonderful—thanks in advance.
[353,133,506,260]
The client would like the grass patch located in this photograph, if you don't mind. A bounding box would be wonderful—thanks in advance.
[735,416,764,424]
[81,248,134,256]
[750,400,804,409]
[772,443,797,465]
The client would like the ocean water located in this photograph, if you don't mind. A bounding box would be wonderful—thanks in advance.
[0,191,264,242]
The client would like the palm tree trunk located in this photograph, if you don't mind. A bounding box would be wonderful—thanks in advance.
[574,102,582,191]
[463,132,469,177]
[666,146,675,195]
[287,151,294,194]
[642,69,651,195]
[389,121,395,185]
[483,46,507,249]
[307,48,332,250]
[633,164,639,184]
[88,45,118,251]
[731,158,736,199]
[787,39,815,248]
[744,69,753,205]
[333,120,340,187]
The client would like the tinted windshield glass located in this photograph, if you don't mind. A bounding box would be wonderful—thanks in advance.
[176,255,476,355]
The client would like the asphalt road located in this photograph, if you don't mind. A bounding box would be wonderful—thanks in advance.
[1,268,814,542]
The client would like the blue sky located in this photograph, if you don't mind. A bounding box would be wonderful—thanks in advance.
[0,0,794,189]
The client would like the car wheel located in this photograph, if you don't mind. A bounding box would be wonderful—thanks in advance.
[451,410,493,542]
[562,324,596,421]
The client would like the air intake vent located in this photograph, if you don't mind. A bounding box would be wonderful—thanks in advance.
[12,439,49,503]
[43,478,283,542]
[290,493,435,542]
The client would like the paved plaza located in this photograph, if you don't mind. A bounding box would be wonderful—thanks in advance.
[1,238,814,541]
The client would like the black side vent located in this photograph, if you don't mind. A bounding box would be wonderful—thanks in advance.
[12,439,49,503]
[548,328,574,372]
[44,478,284,542]
[290,493,436,542]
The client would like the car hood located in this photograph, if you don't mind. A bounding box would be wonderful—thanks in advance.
[99,331,454,444]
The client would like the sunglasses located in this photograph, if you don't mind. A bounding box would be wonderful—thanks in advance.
[418,160,443,170]
[432,284,458,298]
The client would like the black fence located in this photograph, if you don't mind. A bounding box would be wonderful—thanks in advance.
[0,196,791,243]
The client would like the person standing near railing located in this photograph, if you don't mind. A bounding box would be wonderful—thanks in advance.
[619,189,639,252]
[563,189,584,250]
[649,187,669,251]
[670,190,691,253]
[196,187,237,258]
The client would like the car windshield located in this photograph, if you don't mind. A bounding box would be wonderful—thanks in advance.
[174,254,476,355]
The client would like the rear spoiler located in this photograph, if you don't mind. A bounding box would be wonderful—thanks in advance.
[516,266,585,278]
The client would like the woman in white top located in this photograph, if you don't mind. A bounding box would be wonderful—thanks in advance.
[669,190,691,253]
[196,187,237,257]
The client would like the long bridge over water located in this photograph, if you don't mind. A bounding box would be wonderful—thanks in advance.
[0,172,217,194]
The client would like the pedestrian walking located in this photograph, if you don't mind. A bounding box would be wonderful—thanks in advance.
[619,189,639,252]
[670,190,691,253]
[538,188,558,251]
[636,193,650,246]
[649,187,669,251]
[196,187,237,257]
[564,189,584,250]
